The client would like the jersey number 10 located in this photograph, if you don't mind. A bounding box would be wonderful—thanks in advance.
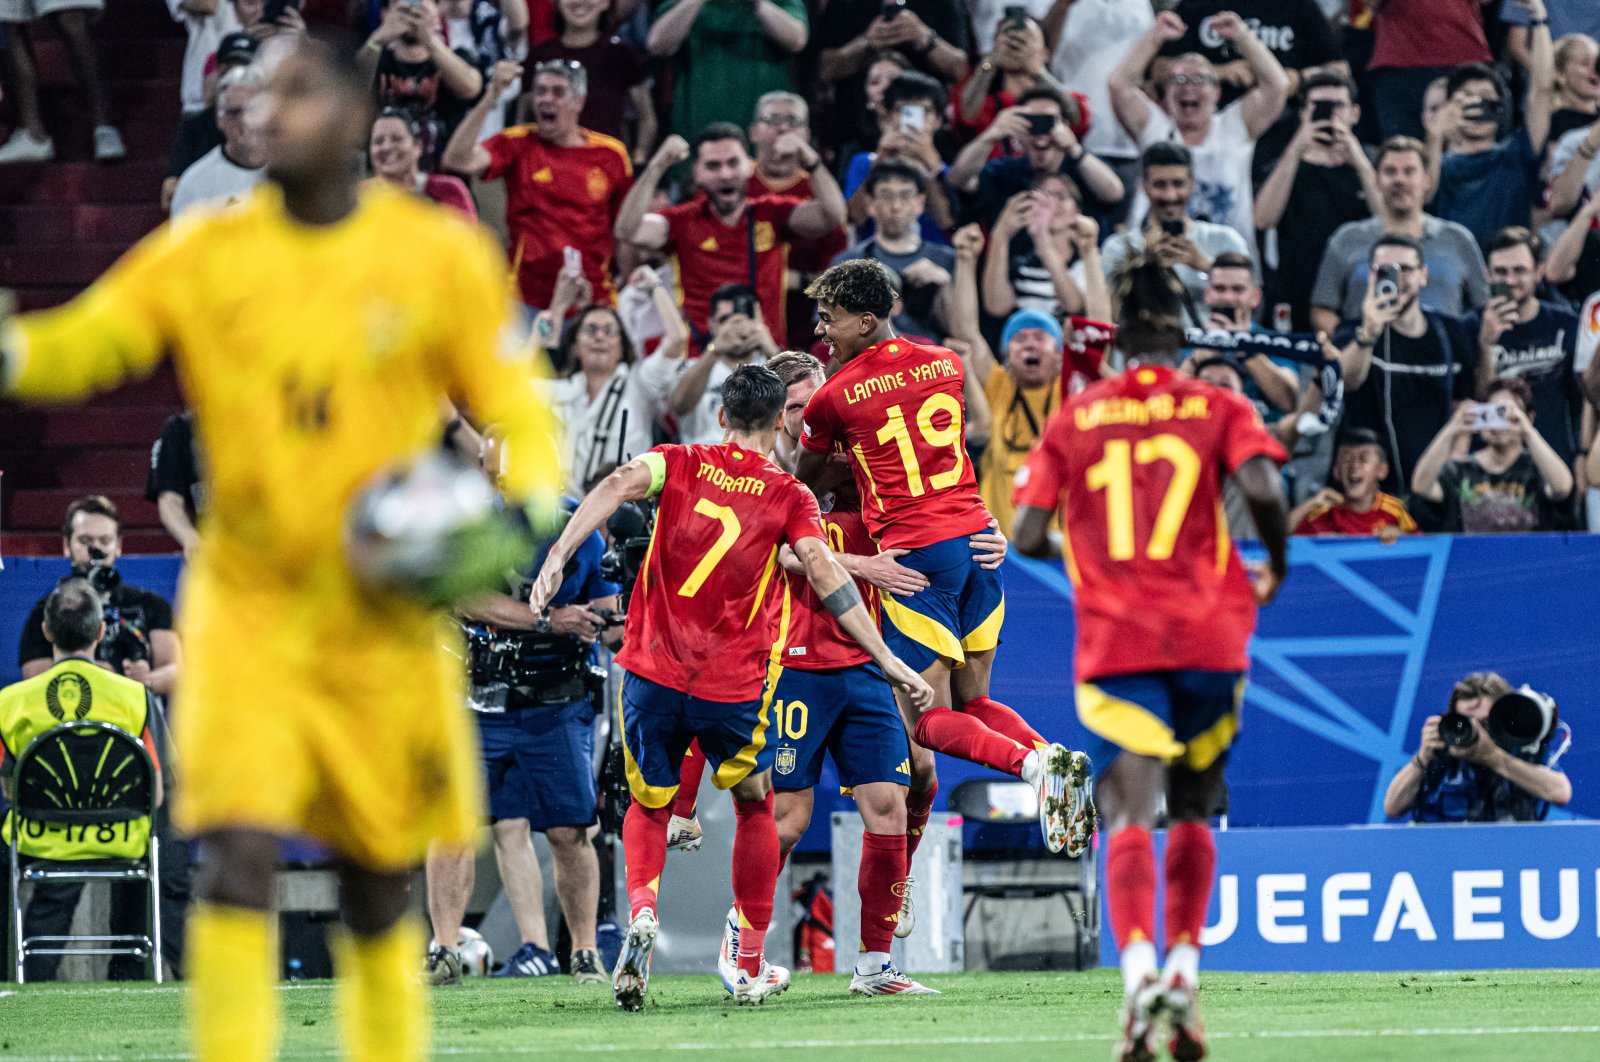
[1086,434,1202,561]
[876,395,965,497]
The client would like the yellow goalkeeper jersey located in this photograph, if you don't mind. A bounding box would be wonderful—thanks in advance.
[0,182,560,584]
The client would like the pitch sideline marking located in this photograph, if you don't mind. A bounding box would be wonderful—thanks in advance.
[0,1025,1596,1059]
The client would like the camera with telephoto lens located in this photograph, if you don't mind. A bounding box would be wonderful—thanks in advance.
[1439,686,1558,754]
[73,548,150,669]
[465,622,608,712]
[599,499,655,611]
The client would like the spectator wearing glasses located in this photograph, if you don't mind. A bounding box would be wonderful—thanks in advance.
[1411,376,1574,532]
[1467,227,1583,471]
[442,59,632,312]
[1334,234,1478,496]
[543,268,681,492]
[647,0,808,138]
[1425,12,1557,253]
[369,109,477,218]
[527,0,654,161]
[170,65,266,217]
[1108,9,1289,242]
[748,92,847,275]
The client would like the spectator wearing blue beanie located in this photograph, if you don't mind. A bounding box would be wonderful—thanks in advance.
[978,307,1065,535]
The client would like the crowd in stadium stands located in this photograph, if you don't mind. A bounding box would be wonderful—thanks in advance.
[7,0,1600,539]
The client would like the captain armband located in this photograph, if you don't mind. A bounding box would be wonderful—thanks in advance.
[821,580,863,619]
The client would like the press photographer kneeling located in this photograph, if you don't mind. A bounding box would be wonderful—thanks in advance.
[1384,672,1572,822]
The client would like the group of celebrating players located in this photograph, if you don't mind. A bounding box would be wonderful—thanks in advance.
[0,34,1291,1062]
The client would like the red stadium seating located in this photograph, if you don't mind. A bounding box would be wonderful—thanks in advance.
[0,3,184,555]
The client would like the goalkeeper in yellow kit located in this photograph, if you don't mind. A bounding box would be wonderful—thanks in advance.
[0,41,561,1062]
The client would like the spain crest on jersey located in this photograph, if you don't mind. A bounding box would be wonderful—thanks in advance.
[775,746,797,776]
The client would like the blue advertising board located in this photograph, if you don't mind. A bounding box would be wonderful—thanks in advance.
[2,534,1595,844]
[1099,822,1600,971]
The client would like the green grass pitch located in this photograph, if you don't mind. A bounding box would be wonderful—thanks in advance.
[1,969,1596,1060]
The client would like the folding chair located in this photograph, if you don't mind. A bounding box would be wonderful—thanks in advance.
[950,777,1100,969]
[7,720,162,983]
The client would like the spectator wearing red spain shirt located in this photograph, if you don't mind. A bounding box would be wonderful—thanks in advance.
[614,123,846,340]
[442,58,632,312]
[1290,429,1418,539]
[747,91,847,277]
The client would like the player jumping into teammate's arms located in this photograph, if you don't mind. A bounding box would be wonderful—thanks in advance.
[1012,256,1290,1062]
[528,364,933,1011]
[794,259,1094,857]
[0,40,563,1062]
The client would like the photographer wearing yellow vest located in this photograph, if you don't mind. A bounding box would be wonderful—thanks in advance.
[2,577,167,980]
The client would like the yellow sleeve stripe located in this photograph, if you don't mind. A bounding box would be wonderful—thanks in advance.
[640,451,667,497]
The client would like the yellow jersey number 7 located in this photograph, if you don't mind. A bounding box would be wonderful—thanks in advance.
[678,498,741,598]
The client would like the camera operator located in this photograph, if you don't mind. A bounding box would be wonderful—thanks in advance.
[18,496,181,697]
[1384,672,1572,822]
[424,500,622,986]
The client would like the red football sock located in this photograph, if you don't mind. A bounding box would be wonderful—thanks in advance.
[731,790,778,977]
[622,801,672,918]
[904,777,938,862]
[1105,826,1157,951]
[858,831,907,954]
[671,742,708,819]
[1164,821,1217,950]
[912,707,1030,777]
[961,696,1047,750]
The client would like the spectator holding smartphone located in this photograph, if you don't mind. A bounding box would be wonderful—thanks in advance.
[954,9,1069,140]
[1411,377,1574,532]
[1099,142,1252,329]
[1425,3,1557,253]
[981,174,1102,323]
[842,71,959,238]
[1255,71,1379,333]
[1107,8,1290,242]
[1335,234,1477,496]
[1467,227,1583,471]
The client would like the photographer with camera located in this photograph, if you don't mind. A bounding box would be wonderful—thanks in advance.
[424,501,622,987]
[1384,672,1572,822]
[18,497,182,697]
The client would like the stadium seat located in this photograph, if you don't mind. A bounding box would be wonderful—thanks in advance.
[7,720,163,983]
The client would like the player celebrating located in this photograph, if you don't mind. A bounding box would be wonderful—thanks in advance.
[528,365,933,1011]
[795,259,1092,856]
[0,40,563,1062]
[765,349,1007,996]
[1012,256,1290,1062]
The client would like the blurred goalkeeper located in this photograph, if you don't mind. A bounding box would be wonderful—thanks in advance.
[0,39,561,1062]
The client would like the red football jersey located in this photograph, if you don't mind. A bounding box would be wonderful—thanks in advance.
[615,442,826,702]
[782,500,877,671]
[749,168,847,275]
[800,337,993,550]
[1013,365,1287,682]
[1296,493,1417,536]
[483,125,633,310]
[660,194,800,336]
